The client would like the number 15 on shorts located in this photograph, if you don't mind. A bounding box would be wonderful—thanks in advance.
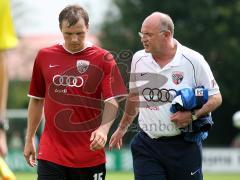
[93,172,103,180]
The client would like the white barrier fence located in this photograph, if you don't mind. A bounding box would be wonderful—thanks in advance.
[202,148,240,173]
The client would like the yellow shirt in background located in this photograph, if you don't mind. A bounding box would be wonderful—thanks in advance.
[0,0,18,50]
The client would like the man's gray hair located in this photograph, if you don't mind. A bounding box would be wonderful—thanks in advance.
[160,14,174,36]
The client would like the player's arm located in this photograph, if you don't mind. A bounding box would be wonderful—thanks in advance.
[90,98,119,151]
[109,91,139,150]
[90,51,128,151]
[119,91,139,130]
[171,54,222,127]
[24,97,44,167]
[195,92,222,118]
[171,93,222,127]
[0,129,7,157]
[193,56,223,120]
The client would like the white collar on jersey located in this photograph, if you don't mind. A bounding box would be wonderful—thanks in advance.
[168,39,183,67]
[59,41,93,54]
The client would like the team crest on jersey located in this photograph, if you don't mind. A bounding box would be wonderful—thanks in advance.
[172,71,184,85]
[77,60,89,74]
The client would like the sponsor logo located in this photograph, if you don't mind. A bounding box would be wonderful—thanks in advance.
[55,89,67,94]
[142,88,177,102]
[49,64,60,68]
[52,75,84,87]
[77,60,89,74]
[146,105,159,110]
[191,169,200,176]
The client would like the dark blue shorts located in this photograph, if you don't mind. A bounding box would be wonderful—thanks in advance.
[131,130,203,180]
[37,160,106,180]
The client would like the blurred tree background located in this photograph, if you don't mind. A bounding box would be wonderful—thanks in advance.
[7,0,240,147]
[8,81,29,109]
[100,0,240,146]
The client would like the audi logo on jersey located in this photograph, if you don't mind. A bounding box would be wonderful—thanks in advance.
[142,88,177,102]
[52,75,84,87]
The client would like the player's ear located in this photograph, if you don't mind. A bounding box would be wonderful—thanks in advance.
[163,30,171,38]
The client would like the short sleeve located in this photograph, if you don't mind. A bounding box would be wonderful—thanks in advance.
[101,52,127,101]
[129,52,140,93]
[28,52,46,98]
[195,56,220,96]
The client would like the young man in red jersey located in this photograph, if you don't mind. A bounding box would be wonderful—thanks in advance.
[24,5,127,180]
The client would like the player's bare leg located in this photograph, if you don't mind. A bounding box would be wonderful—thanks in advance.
[0,51,8,157]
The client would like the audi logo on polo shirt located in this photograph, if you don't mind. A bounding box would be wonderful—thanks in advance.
[53,75,84,87]
[142,88,177,102]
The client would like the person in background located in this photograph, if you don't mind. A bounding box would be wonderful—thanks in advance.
[0,0,18,179]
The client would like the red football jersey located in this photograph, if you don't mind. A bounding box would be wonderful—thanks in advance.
[28,43,127,168]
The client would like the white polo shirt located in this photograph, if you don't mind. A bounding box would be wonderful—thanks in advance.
[130,40,220,138]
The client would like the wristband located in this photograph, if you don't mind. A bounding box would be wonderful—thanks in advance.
[191,110,198,121]
[0,119,9,131]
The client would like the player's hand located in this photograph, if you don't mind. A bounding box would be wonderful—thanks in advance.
[109,127,127,151]
[0,130,8,157]
[23,137,37,167]
[90,128,108,151]
[170,111,192,128]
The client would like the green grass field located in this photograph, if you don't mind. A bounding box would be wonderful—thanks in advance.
[15,172,240,180]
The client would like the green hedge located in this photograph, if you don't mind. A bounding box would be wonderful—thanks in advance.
[7,80,30,109]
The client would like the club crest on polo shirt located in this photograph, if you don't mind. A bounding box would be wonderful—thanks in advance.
[172,71,184,85]
[77,60,89,74]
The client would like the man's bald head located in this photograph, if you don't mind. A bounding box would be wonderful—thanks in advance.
[143,12,174,36]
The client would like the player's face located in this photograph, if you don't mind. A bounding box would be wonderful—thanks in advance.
[61,18,88,52]
[140,21,165,54]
